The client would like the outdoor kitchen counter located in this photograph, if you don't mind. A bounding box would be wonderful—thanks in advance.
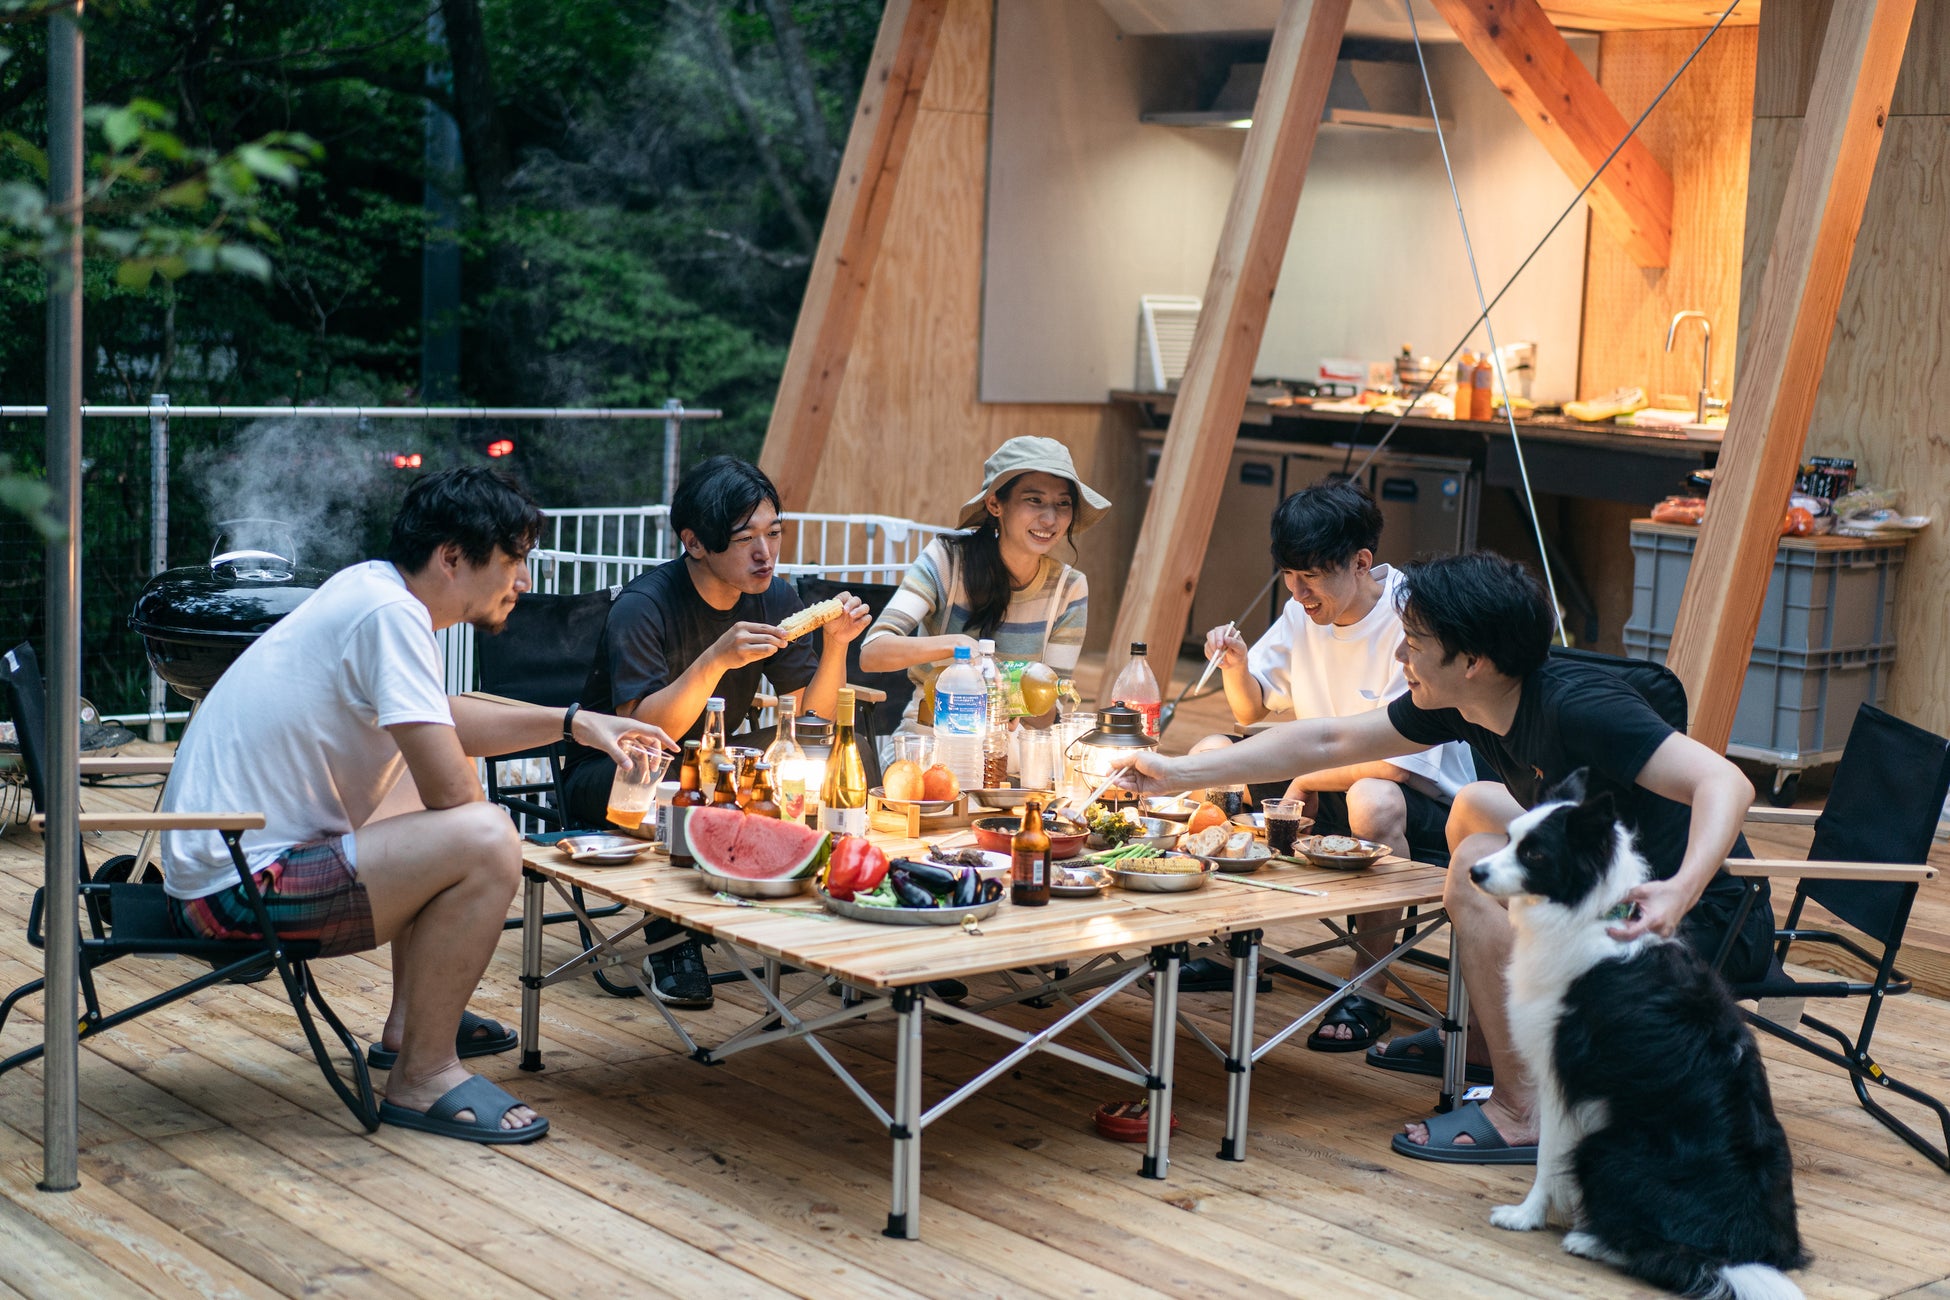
[1112,389,1718,506]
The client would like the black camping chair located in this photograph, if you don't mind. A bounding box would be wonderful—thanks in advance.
[473,591,630,980]
[1719,703,1950,1170]
[0,642,378,1131]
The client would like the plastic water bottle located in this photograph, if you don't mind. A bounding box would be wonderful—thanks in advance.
[933,646,988,792]
[975,638,1010,787]
[1110,642,1163,738]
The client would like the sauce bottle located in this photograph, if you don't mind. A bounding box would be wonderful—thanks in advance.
[667,741,710,867]
[1472,352,1494,421]
[1011,794,1051,907]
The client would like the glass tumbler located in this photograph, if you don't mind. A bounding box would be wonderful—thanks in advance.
[606,739,661,831]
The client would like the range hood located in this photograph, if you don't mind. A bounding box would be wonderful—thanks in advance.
[1142,57,1448,132]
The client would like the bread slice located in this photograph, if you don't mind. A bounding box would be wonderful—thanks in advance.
[1181,825,1228,857]
[1221,831,1255,858]
[777,597,845,641]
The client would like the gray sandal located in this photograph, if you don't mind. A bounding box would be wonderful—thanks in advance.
[1390,1101,1535,1165]
[367,1010,518,1071]
[379,1075,549,1145]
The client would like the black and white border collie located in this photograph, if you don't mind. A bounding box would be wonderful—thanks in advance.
[1468,771,1808,1300]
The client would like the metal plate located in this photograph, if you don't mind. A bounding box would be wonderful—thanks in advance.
[1291,835,1390,870]
[556,834,653,864]
[1050,862,1111,897]
[817,889,1002,926]
[870,787,959,817]
[1186,843,1273,874]
[1110,862,1215,893]
[698,867,813,898]
[1087,816,1181,852]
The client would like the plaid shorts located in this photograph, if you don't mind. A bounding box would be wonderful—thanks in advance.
[171,837,376,958]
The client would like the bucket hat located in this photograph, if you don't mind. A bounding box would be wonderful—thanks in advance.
[955,436,1111,533]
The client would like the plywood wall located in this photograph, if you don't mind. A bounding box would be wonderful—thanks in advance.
[797,0,1143,651]
[1736,0,1950,735]
[1578,25,1757,406]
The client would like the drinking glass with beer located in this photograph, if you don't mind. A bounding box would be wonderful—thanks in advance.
[606,739,664,830]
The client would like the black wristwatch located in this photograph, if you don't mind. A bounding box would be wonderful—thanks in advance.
[561,702,582,742]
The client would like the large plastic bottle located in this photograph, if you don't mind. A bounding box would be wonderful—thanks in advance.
[933,645,989,792]
[1110,642,1163,738]
[975,638,1010,787]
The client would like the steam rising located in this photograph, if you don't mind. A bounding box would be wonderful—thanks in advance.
[183,414,410,572]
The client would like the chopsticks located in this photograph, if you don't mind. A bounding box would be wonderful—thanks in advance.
[1192,622,1234,697]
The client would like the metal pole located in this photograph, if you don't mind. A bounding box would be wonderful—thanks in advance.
[147,394,169,742]
[41,0,84,1195]
[662,398,683,507]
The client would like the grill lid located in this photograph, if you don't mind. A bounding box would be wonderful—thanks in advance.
[129,519,331,640]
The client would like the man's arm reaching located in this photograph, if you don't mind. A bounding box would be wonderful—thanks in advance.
[1126,707,1428,795]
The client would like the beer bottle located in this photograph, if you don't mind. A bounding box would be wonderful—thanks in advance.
[736,752,760,808]
[1011,794,1051,907]
[747,762,782,819]
[667,740,709,868]
[711,760,741,808]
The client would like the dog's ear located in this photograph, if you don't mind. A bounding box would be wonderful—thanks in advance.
[1545,767,1588,806]
[1565,788,1618,850]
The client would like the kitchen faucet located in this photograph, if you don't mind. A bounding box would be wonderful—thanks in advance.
[1665,310,1724,425]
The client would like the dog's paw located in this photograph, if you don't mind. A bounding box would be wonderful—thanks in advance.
[1491,1203,1546,1232]
[1560,1231,1622,1264]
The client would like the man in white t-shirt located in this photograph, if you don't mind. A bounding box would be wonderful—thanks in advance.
[1183,481,1474,1052]
[163,467,671,1144]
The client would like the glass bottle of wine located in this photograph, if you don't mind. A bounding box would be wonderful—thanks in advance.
[819,686,869,837]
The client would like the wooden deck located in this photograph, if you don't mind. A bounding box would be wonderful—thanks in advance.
[3,662,1949,1298]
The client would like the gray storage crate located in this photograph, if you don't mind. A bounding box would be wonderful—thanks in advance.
[1628,524,1905,656]
[1623,628,1893,761]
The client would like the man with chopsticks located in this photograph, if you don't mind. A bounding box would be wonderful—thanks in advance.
[163,467,672,1145]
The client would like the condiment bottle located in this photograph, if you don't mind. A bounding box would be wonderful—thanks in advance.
[819,686,869,836]
[1472,352,1494,421]
[1011,795,1051,907]
[667,740,709,868]
[698,695,726,773]
[747,762,782,819]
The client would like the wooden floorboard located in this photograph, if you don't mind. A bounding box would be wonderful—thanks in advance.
[4,686,1950,1298]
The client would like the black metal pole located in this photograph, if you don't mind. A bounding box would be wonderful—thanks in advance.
[41,0,84,1194]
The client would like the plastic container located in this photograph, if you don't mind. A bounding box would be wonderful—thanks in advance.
[1109,643,1163,738]
[933,646,989,792]
[1626,523,1905,657]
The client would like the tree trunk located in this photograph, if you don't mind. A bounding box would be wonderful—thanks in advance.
[760,0,838,189]
[441,0,516,211]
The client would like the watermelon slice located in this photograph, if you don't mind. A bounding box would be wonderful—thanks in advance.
[688,806,832,880]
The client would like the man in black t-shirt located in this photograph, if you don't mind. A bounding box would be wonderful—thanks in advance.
[1126,552,1771,1166]
[562,456,868,1006]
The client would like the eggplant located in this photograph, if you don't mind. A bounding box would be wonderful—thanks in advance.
[896,858,961,894]
[951,867,979,908]
[888,868,937,909]
[980,878,1004,902]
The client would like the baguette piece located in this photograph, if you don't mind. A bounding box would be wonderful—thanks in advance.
[1181,825,1228,857]
[1221,831,1255,858]
[777,597,845,641]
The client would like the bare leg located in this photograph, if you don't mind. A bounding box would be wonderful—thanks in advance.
[1402,781,1534,1149]
[355,801,536,1131]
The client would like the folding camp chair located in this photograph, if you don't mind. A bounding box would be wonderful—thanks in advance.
[0,642,377,1130]
[1719,703,1950,1170]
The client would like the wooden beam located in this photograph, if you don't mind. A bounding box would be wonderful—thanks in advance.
[1104,0,1352,702]
[758,0,947,510]
[1668,0,1915,753]
[1430,0,1675,267]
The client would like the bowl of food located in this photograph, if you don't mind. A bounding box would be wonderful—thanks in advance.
[1109,856,1214,893]
[1181,839,1273,874]
[923,845,1012,882]
[1177,824,1271,870]
[1051,862,1112,898]
[972,814,1089,860]
[1290,834,1391,870]
[1084,806,1180,851]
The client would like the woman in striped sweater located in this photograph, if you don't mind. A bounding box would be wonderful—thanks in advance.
[859,437,1110,736]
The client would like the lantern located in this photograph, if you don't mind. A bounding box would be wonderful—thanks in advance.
[1064,701,1157,809]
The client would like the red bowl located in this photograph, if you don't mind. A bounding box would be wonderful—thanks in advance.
[972,815,1089,860]
[1092,1099,1178,1143]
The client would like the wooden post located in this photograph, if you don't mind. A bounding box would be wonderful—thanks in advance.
[1430,0,1675,268]
[1104,0,1351,701]
[758,0,947,509]
[1667,0,1915,752]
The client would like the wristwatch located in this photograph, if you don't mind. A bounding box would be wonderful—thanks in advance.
[561,702,582,742]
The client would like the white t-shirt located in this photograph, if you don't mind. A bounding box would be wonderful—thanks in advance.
[1247,564,1476,798]
[162,561,455,899]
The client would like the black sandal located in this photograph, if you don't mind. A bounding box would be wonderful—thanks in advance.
[1364,1025,1494,1083]
[1306,993,1392,1053]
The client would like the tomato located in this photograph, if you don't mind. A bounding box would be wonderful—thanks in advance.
[823,836,888,900]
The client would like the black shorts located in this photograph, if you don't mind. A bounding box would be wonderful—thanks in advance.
[1678,878,1775,985]
[1311,784,1452,862]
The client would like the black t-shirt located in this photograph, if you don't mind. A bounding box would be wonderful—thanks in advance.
[565,560,820,768]
[1385,656,1744,910]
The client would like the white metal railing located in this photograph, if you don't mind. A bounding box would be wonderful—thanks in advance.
[439,508,957,695]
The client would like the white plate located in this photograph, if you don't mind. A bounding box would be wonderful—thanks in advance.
[919,847,1012,880]
[556,834,653,864]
